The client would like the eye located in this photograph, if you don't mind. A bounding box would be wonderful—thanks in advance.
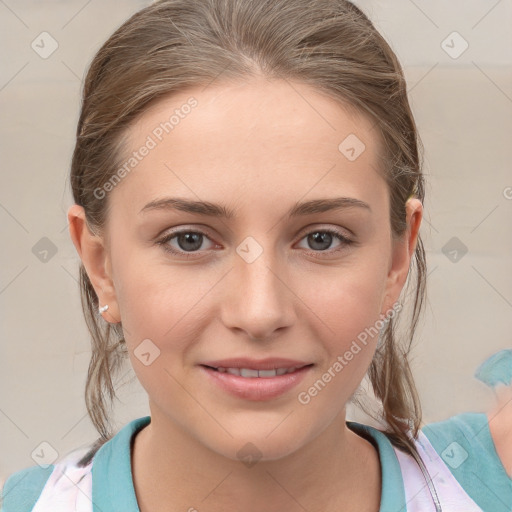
[156,226,355,259]
[157,229,216,258]
[296,228,354,255]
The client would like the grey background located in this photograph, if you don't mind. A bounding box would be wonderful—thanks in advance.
[1,0,511,484]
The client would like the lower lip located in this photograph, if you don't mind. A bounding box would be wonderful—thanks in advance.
[200,365,313,401]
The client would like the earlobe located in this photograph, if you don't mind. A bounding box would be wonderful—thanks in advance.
[67,205,120,323]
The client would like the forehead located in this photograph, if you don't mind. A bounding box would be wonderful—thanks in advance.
[109,77,386,218]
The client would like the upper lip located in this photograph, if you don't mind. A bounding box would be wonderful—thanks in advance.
[200,358,313,370]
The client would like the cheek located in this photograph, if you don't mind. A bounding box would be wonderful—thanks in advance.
[113,258,212,410]
[112,243,216,354]
[293,264,388,414]
[311,259,388,345]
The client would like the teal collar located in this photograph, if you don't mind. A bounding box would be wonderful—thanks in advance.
[92,416,406,512]
[92,415,150,511]
[347,421,407,511]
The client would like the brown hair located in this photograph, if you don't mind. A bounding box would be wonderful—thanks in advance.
[71,0,427,463]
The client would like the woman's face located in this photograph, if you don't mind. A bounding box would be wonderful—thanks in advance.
[72,77,421,461]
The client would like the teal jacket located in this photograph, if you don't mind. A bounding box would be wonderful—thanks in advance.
[2,411,511,511]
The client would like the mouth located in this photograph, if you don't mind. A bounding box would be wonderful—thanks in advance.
[201,364,312,378]
[199,359,314,401]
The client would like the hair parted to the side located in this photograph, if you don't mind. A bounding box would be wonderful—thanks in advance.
[71,0,427,465]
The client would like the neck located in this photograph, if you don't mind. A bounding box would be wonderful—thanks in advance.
[132,406,381,512]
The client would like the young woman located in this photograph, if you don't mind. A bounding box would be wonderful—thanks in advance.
[2,0,511,510]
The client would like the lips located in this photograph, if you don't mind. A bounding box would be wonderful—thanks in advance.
[199,358,314,400]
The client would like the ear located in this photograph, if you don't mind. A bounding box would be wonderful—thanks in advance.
[381,197,423,316]
[67,204,120,323]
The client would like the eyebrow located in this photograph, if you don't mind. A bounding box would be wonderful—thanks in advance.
[139,196,371,218]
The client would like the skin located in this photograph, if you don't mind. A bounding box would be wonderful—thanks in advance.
[68,76,423,511]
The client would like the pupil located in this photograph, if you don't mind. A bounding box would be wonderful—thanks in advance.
[179,233,202,251]
[309,232,331,251]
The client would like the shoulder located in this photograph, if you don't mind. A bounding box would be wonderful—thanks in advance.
[422,411,490,453]
[421,411,502,469]
[1,465,54,512]
[1,417,150,512]
[1,445,95,512]
[421,411,512,511]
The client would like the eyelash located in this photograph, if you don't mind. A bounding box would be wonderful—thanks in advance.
[156,227,355,259]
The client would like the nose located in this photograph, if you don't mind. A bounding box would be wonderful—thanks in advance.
[219,239,295,341]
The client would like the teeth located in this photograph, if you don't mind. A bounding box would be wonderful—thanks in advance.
[258,369,278,377]
[215,366,300,378]
[240,368,259,378]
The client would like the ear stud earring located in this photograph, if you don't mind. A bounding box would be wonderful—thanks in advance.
[99,304,109,314]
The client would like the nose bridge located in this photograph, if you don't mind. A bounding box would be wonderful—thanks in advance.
[223,233,292,338]
[235,233,281,300]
